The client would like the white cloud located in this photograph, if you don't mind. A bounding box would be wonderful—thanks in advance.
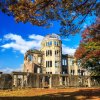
[0,64,23,73]
[1,33,76,55]
[0,67,13,73]
[62,44,76,55]
[4,34,25,44]
[1,33,44,54]
[62,38,71,41]
[29,34,44,40]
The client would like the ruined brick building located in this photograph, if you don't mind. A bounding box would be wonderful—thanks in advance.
[23,34,88,76]
[0,34,99,89]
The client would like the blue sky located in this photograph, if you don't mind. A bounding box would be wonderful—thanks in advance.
[0,11,96,73]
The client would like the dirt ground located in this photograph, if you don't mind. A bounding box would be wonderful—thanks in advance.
[0,88,100,100]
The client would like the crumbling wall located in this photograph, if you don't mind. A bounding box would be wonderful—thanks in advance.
[52,75,60,87]
[11,74,100,88]
[0,74,12,89]
[91,76,100,87]
[27,74,40,88]
[0,72,99,89]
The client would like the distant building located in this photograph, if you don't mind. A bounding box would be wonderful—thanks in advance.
[23,34,87,75]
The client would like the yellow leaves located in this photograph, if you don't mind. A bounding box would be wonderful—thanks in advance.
[0,0,99,35]
[85,42,100,51]
[8,6,12,11]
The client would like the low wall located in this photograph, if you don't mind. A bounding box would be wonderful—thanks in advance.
[0,74,12,89]
[0,72,100,89]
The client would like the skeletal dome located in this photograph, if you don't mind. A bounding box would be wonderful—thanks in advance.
[42,33,61,41]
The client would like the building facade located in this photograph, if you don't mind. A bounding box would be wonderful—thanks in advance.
[41,34,62,74]
[23,34,87,76]
[0,34,97,89]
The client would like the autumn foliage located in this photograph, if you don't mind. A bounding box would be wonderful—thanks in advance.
[75,20,100,75]
[0,0,99,36]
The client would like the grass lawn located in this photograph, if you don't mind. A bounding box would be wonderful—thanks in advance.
[0,88,100,100]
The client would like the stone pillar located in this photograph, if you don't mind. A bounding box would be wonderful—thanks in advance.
[21,75,24,88]
[42,76,45,88]
[13,75,18,87]
[67,77,69,86]
[23,75,26,88]
[60,76,62,85]
[13,75,16,87]
[76,76,78,87]
[65,77,67,86]
[49,76,52,88]
[24,75,28,87]
[88,77,91,87]
[36,75,40,88]
[26,72,30,87]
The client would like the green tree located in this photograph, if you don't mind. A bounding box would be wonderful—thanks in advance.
[0,0,99,36]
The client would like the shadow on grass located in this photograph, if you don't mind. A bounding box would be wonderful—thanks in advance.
[0,88,100,100]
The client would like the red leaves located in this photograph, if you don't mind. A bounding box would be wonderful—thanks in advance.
[75,21,100,74]
[75,44,87,60]
[81,22,100,44]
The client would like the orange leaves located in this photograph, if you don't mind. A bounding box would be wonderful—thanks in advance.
[81,23,100,44]
[0,0,99,35]
[75,21,100,75]
[75,44,87,60]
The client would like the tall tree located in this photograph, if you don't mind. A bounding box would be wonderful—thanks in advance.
[0,0,99,36]
[75,20,100,76]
